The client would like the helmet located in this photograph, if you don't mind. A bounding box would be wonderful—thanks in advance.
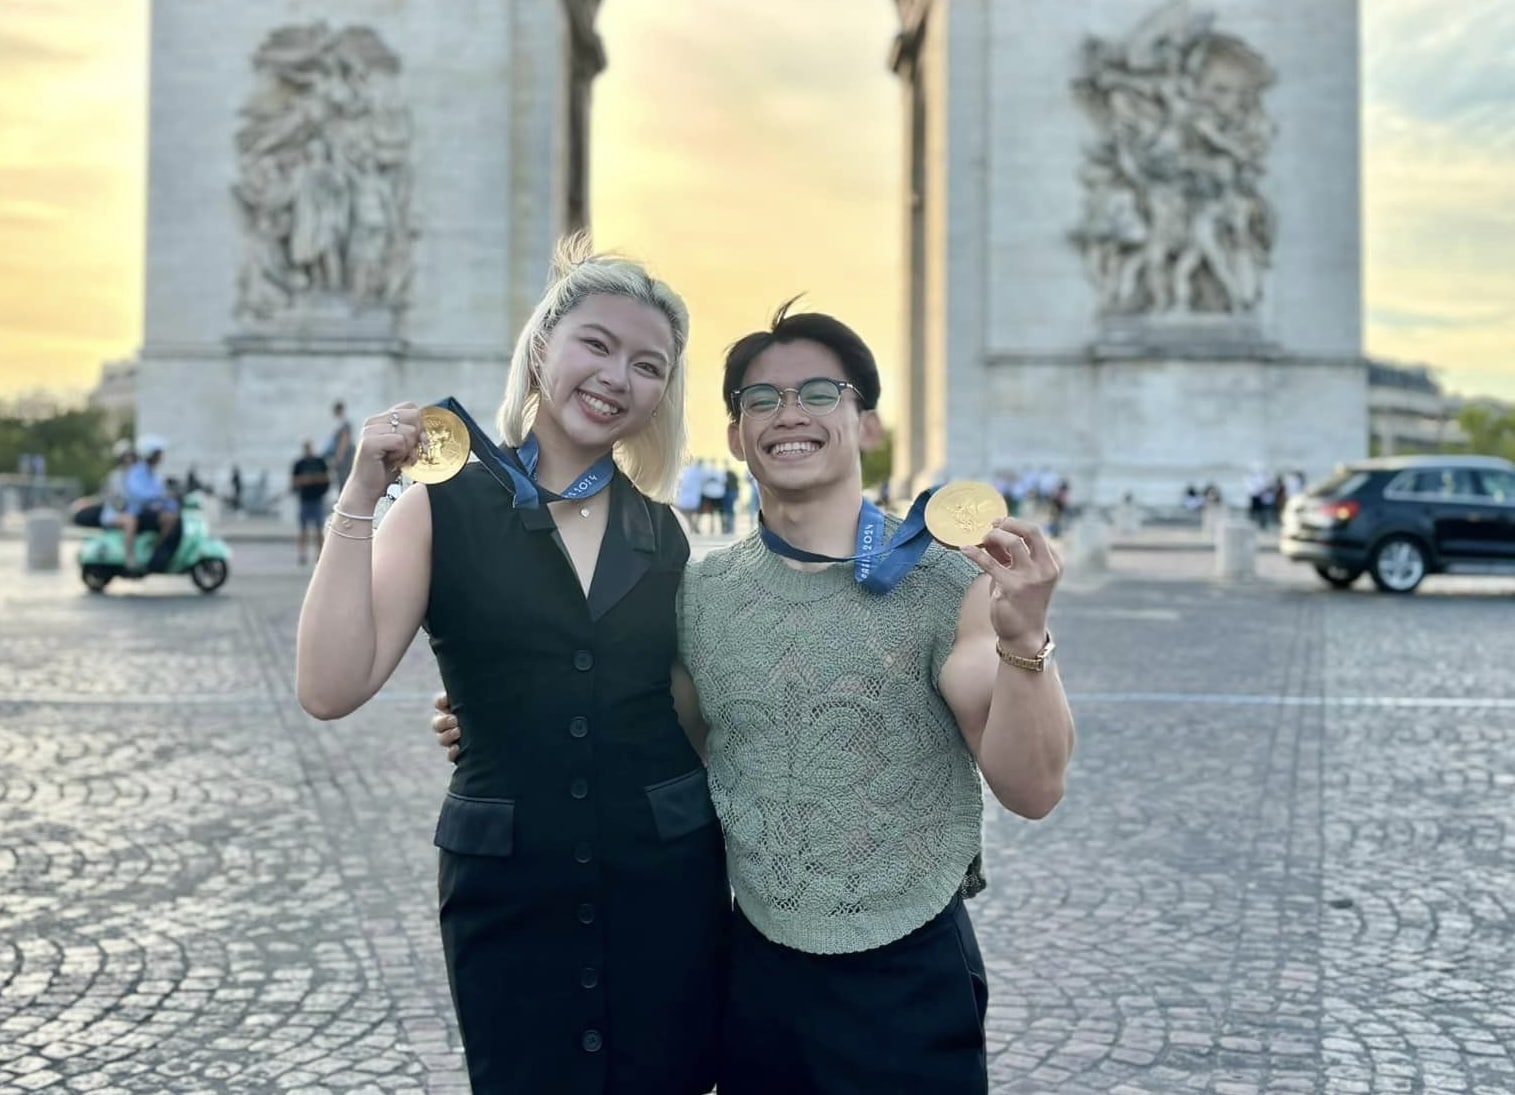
[138,435,167,457]
[111,439,134,459]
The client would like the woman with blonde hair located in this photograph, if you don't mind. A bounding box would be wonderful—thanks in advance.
[296,237,728,1093]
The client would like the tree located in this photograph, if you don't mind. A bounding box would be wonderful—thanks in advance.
[1452,404,1515,463]
[0,407,117,495]
[860,426,894,489]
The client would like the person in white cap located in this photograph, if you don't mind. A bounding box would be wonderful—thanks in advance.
[124,436,181,571]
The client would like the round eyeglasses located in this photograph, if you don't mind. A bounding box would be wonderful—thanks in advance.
[730,377,862,419]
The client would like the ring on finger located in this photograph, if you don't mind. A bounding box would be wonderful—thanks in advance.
[389,412,400,433]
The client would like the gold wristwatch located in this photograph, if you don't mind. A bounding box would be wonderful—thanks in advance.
[995,633,1056,673]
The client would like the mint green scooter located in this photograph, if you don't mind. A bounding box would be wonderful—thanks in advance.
[77,491,232,594]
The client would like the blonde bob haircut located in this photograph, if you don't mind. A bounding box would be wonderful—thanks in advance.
[496,234,689,503]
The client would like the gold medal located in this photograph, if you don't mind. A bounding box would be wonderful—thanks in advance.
[401,406,470,484]
[924,480,1008,549]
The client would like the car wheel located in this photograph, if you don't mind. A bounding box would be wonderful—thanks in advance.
[1313,563,1362,589]
[190,558,229,594]
[1369,536,1427,594]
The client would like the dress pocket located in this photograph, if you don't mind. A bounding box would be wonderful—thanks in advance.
[645,768,718,841]
[432,792,515,857]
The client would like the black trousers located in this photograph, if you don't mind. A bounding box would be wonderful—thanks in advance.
[719,895,989,1095]
[136,505,182,571]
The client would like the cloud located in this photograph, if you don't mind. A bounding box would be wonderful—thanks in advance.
[0,198,66,227]
[1368,305,1515,333]
[1363,0,1515,149]
[0,28,87,71]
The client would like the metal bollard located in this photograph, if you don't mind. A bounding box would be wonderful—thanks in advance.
[25,509,63,571]
[1215,520,1258,583]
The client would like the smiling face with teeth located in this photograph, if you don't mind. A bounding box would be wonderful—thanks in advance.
[531,293,675,466]
[727,339,884,502]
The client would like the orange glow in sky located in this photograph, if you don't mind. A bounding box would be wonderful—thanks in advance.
[1,1,1512,458]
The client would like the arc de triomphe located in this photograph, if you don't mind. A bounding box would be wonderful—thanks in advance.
[137,0,1364,504]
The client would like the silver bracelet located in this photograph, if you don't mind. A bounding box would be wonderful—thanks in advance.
[332,504,377,522]
[326,520,374,541]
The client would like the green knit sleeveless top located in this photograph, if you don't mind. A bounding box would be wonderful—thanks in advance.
[678,525,983,954]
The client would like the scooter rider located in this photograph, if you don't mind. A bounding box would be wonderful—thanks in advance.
[100,440,143,573]
[124,436,182,573]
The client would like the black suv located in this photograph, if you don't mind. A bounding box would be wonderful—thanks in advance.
[1280,455,1515,593]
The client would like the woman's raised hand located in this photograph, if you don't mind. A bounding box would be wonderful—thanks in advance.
[348,403,423,504]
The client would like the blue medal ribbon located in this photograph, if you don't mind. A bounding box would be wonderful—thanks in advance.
[758,489,936,594]
[433,397,616,508]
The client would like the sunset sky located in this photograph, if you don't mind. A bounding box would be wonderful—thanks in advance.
[1,0,1512,457]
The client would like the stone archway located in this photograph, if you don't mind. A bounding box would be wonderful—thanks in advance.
[133,0,1363,505]
[569,0,1366,501]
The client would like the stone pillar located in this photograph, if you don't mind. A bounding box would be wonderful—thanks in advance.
[891,1,934,492]
[564,0,607,233]
[1216,520,1259,583]
[137,0,581,491]
[25,510,62,572]
[1066,514,1110,574]
[1203,502,1228,542]
[891,0,1366,501]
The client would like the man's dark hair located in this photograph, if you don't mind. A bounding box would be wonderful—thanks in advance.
[332,401,345,415]
[722,298,881,420]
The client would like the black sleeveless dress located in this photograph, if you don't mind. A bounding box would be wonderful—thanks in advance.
[425,463,729,1094]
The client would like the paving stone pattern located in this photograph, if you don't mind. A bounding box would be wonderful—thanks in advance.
[1,544,1512,1092]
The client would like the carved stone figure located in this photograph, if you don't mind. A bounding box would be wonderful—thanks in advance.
[1072,0,1275,317]
[232,23,415,323]
[346,145,397,306]
[289,137,349,293]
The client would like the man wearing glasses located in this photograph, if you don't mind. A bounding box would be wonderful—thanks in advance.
[437,303,1075,1093]
[685,302,1075,1093]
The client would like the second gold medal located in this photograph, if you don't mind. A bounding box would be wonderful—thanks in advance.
[923,481,1009,549]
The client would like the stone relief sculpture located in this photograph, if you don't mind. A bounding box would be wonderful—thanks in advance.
[233,23,415,322]
[1072,1,1275,317]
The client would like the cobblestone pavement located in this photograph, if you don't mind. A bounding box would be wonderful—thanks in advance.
[1,541,1512,1093]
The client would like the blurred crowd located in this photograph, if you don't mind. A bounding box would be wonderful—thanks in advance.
[675,459,757,535]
